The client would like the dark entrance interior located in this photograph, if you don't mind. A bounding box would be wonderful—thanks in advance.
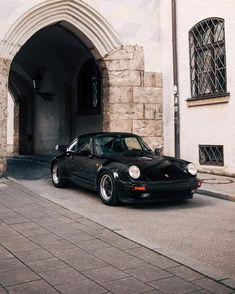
[8,22,102,155]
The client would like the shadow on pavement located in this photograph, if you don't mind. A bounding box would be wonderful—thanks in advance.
[6,157,51,180]
[6,156,214,210]
[67,183,214,210]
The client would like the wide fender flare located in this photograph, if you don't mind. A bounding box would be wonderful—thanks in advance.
[51,158,69,178]
[96,162,128,188]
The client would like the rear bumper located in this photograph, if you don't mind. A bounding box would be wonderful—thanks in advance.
[116,178,201,204]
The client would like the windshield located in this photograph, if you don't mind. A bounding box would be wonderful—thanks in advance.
[94,134,151,155]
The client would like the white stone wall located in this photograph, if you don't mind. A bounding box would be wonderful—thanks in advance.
[0,1,41,40]
[160,0,175,156]
[85,0,162,72]
[0,0,162,72]
[175,0,235,175]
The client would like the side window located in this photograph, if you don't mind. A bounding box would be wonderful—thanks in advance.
[124,137,142,151]
[189,18,226,98]
[94,136,115,155]
[77,136,92,154]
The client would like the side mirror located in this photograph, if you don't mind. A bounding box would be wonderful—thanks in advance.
[55,144,68,152]
[154,146,163,156]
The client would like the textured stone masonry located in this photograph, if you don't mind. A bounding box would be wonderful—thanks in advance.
[0,57,11,176]
[13,102,20,154]
[102,45,163,149]
[0,45,163,177]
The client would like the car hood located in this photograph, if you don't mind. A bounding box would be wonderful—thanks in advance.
[104,153,189,180]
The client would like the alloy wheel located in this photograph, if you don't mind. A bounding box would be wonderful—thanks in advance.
[100,173,113,201]
[52,164,60,184]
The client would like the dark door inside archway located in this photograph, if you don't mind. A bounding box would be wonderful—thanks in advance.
[8,23,103,156]
[19,99,29,154]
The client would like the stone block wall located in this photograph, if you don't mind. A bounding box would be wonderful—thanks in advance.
[0,57,10,176]
[0,45,163,177]
[12,103,19,154]
[102,45,163,149]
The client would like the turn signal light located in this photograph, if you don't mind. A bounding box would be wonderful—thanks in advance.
[132,186,146,191]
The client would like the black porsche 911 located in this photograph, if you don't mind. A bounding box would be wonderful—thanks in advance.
[51,132,201,205]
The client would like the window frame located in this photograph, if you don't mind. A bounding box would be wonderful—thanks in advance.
[199,145,224,166]
[93,134,151,156]
[189,17,228,100]
[76,135,93,155]
[66,139,78,153]
[76,58,102,116]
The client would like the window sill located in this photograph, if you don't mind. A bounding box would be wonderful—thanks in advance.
[186,93,230,107]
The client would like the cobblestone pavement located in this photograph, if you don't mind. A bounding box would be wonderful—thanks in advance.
[0,179,234,294]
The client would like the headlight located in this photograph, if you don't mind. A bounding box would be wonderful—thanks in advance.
[187,163,197,176]
[128,165,140,179]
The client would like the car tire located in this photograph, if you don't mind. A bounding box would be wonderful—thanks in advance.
[98,171,119,205]
[52,162,68,188]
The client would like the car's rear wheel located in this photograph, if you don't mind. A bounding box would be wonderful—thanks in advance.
[98,172,119,205]
[52,162,68,188]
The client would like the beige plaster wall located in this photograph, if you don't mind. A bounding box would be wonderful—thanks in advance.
[176,0,235,175]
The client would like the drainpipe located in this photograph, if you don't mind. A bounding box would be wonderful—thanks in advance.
[171,0,180,158]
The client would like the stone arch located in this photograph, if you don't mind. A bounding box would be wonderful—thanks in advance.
[0,1,163,177]
[0,0,122,175]
[0,0,122,60]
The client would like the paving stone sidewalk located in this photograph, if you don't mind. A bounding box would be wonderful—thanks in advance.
[198,172,235,202]
[0,179,234,294]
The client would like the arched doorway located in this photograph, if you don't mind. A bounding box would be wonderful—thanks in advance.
[0,0,162,178]
[0,0,122,175]
[8,23,103,155]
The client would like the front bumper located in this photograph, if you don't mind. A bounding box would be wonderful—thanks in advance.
[116,178,201,204]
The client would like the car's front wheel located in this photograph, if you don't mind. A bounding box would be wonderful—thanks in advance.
[98,172,119,205]
[52,162,68,188]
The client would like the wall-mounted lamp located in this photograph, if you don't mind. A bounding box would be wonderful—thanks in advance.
[32,70,52,101]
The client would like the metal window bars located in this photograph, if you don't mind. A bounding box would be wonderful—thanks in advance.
[199,145,224,166]
[189,18,226,98]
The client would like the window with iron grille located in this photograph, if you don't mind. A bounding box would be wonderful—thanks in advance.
[77,59,101,115]
[199,145,224,166]
[189,18,226,98]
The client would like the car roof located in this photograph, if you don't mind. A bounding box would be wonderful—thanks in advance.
[77,132,138,138]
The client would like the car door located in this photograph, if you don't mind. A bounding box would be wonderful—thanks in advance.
[69,135,97,189]
[65,138,78,178]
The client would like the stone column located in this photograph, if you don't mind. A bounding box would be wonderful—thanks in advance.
[0,57,11,176]
[13,102,20,154]
[101,45,163,149]
[134,71,163,148]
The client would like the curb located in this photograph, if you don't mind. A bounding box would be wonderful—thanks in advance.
[197,189,235,202]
